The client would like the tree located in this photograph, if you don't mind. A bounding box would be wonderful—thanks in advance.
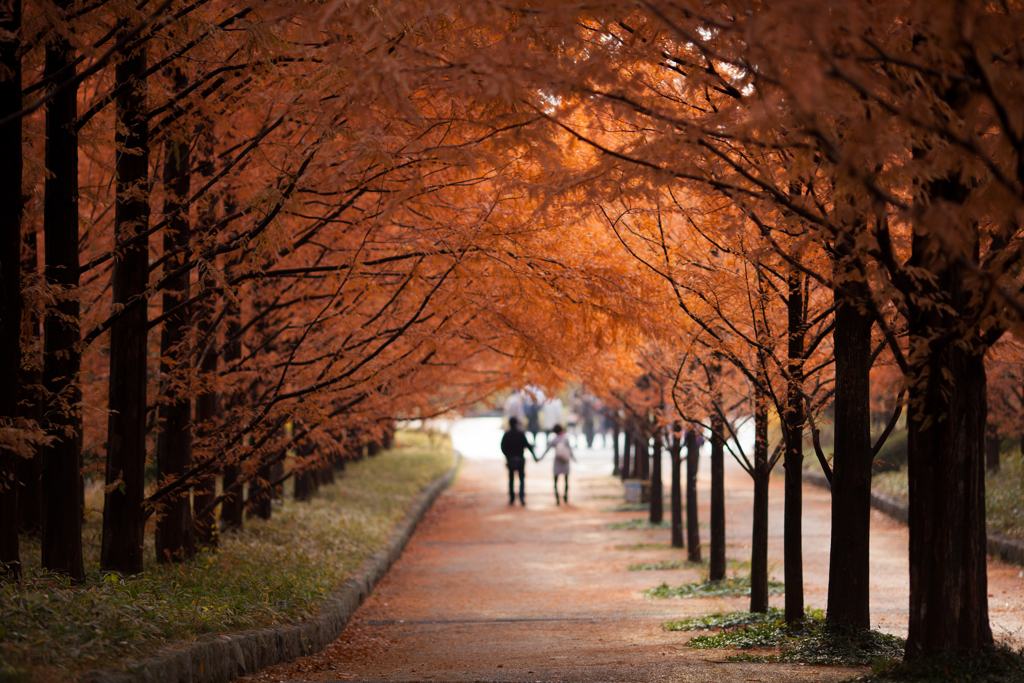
[101,32,151,575]
[0,0,22,580]
[40,0,84,580]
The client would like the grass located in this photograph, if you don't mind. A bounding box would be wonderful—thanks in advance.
[629,557,750,572]
[644,575,784,599]
[987,449,1024,541]
[601,503,654,512]
[629,559,686,571]
[0,432,453,681]
[670,607,906,667]
[873,469,909,501]
[873,447,1024,541]
[852,645,1024,682]
[605,517,672,530]
[615,542,672,551]
[663,607,784,631]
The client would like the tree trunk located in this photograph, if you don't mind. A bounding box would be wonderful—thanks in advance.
[670,426,683,548]
[155,97,195,563]
[270,460,285,499]
[0,0,23,580]
[248,462,273,519]
[906,341,992,657]
[41,0,85,580]
[826,277,874,629]
[750,386,771,613]
[193,304,218,545]
[220,247,244,530]
[783,269,805,624]
[192,121,218,546]
[904,219,992,659]
[101,40,150,575]
[649,428,663,524]
[685,426,701,563]
[16,223,42,536]
[294,441,316,502]
[710,409,726,581]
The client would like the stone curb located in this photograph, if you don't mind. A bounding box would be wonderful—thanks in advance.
[803,469,1024,566]
[83,450,461,683]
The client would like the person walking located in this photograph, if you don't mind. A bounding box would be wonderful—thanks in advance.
[538,424,577,505]
[501,417,535,505]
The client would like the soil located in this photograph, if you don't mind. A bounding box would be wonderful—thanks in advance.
[239,419,1024,683]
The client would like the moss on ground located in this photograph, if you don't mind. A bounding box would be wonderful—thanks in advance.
[664,607,905,667]
[605,517,672,530]
[852,646,1024,682]
[0,432,452,681]
[644,575,783,599]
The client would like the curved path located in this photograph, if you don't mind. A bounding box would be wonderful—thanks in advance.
[241,418,1024,683]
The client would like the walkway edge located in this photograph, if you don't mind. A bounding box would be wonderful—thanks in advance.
[803,469,1024,566]
[83,450,461,683]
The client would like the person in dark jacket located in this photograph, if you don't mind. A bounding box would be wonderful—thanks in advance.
[501,417,535,505]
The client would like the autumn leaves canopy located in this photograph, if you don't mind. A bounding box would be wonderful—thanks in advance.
[1,0,1024,664]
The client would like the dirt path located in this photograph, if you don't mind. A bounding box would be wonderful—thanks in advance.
[241,418,1024,683]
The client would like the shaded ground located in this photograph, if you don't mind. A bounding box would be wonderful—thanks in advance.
[241,418,1024,683]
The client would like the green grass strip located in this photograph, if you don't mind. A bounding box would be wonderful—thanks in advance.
[0,432,452,679]
[605,518,672,530]
[678,608,906,667]
[629,559,687,571]
[644,575,784,599]
[663,606,783,630]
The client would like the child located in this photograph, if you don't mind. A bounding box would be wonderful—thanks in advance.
[538,424,577,504]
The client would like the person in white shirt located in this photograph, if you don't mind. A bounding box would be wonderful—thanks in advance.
[537,424,577,505]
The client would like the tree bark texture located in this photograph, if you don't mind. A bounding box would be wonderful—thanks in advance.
[191,120,219,544]
[101,41,150,575]
[783,269,805,623]
[155,103,195,563]
[904,214,992,659]
[249,462,273,519]
[0,0,23,579]
[649,428,663,525]
[826,276,874,629]
[685,426,701,563]
[750,387,770,613]
[219,268,244,530]
[16,223,42,536]
[710,410,726,581]
[193,303,218,545]
[41,1,85,579]
[670,428,683,548]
